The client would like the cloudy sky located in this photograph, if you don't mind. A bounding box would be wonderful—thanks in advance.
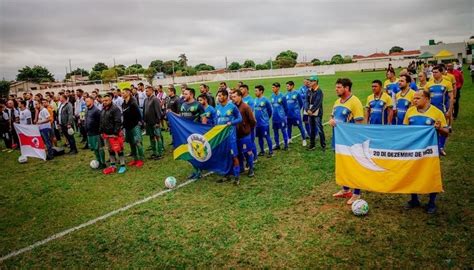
[0,0,472,80]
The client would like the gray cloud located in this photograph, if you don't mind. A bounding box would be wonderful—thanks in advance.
[0,0,472,80]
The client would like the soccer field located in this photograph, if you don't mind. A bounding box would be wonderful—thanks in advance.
[1,70,473,268]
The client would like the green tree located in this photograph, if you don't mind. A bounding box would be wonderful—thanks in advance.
[65,68,89,79]
[311,58,321,66]
[16,65,55,83]
[163,60,180,75]
[115,67,125,77]
[228,62,241,71]
[143,67,157,85]
[149,60,164,72]
[389,46,404,54]
[242,60,256,68]
[343,55,353,64]
[255,64,269,70]
[275,56,296,68]
[115,64,126,70]
[182,67,197,76]
[277,50,298,61]
[129,64,143,69]
[0,80,10,97]
[321,60,331,65]
[89,71,102,81]
[194,63,215,71]
[330,54,344,64]
[101,68,118,83]
[178,53,188,67]
[92,62,109,72]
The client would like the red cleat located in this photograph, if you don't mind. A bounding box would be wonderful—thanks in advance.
[102,166,116,175]
[127,160,137,166]
[134,160,144,168]
[333,190,353,198]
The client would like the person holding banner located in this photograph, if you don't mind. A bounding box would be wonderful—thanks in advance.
[329,78,365,205]
[35,100,54,160]
[403,90,449,214]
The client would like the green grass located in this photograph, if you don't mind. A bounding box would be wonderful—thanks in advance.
[1,70,473,268]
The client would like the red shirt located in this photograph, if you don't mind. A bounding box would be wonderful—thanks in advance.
[448,69,464,89]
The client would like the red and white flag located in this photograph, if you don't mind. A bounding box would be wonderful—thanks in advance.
[14,123,46,160]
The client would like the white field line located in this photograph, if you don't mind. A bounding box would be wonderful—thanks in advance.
[0,133,302,262]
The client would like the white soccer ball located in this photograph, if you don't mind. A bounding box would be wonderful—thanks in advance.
[18,155,28,164]
[90,160,100,169]
[351,199,369,216]
[67,127,75,135]
[165,176,177,189]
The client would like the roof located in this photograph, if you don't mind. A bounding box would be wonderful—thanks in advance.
[418,51,434,59]
[389,50,421,56]
[434,49,455,58]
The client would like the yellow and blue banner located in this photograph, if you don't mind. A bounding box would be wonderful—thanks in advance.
[167,112,233,175]
[334,123,443,194]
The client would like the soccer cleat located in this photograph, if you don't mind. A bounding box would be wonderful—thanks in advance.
[187,172,202,180]
[439,148,447,157]
[404,200,421,210]
[346,194,360,205]
[283,146,288,151]
[118,166,127,174]
[288,138,293,144]
[102,166,117,175]
[134,160,144,168]
[332,190,352,198]
[127,160,137,166]
[233,177,240,185]
[302,139,307,147]
[248,168,255,177]
[267,152,274,158]
[307,145,316,151]
[273,146,281,151]
[425,204,437,214]
[217,175,231,183]
[258,152,265,157]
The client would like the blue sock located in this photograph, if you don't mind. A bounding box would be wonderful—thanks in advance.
[282,128,288,147]
[266,134,273,153]
[233,165,240,177]
[273,128,280,146]
[411,194,419,202]
[287,124,292,138]
[428,193,437,206]
[258,136,265,153]
[245,152,254,170]
[298,121,306,139]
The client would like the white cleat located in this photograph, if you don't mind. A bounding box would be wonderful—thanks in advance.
[302,139,307,147]
[288,139,293,144]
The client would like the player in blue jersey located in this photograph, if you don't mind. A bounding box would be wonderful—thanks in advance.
[365,80,393,125]
[403,90,449,214]
[298,79,311,135]
[271,82,289,150]
[240,84,258,162]
[253,85,273,157]
[285,81,307,146]
[197,94,217,126]
[215,89,242,185]
[395,74,415,125]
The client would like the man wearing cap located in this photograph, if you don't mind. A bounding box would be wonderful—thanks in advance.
[305,75,326,151]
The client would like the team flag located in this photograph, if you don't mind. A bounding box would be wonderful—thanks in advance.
[334,123,443,194]
[14,123,46,160]
[167,112,233,175]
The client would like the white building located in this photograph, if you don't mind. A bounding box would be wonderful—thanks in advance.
[420,42,468,63]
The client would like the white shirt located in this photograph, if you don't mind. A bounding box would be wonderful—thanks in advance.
[38,108,51,130]
[137,91,146,108]
[58,103,64,124]
[19,108,32,125]
[113,96,123,111]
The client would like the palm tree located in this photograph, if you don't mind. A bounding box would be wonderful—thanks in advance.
[178,53,188,67]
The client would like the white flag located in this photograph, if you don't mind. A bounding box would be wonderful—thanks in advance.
[14,123,46,160]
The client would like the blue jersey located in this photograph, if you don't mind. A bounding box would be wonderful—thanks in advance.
[242,95,254,111]
[216,102,242,141]
[285,91,303,119]
[298,85,309,111]
[253,96,272,127]
[202,105,217,126]
[271,92,287,123]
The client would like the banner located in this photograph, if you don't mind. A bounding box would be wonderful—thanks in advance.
[14,123,46,160]
[167,112,233,175]
[334,123,443,194]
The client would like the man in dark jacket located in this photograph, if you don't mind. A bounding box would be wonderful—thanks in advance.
[232,89,257,179]
[58,94,78,154]
[144,86,164,159]
[100,93,126,174]
[305,75,326,151]
[85,96,105,169]
[122,88,144,167]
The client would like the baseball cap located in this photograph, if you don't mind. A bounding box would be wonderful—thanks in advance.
[307,75,319,81]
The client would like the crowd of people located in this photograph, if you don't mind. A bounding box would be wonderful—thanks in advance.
[0,61,465,213]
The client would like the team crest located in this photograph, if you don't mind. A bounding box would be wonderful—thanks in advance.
[425,119,432,125]
[187,134,212,162]
[342,109,348,115]
[379,101,384,106]
[226,110,232,116]
[190,106,195,112]
[260,102,264,106]
[31,137,40,148]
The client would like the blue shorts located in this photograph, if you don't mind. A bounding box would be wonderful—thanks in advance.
[272,121,286,130]
[237,135,253,154]
[256,126,270,137]
[287,117,302,126]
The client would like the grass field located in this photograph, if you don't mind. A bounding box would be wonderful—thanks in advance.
[1,70,473,268]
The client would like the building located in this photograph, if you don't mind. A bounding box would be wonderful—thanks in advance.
[420,41,467,63]
[353,50,420,62]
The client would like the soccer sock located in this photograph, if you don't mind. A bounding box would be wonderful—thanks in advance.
[266,133,273,153]
[136,142,145,161]
[109,152,116,166]
[282,127,289,147]
[411,194,419,202]
[251,131,257,159]
[118,151,125,166]
[428,193,437,206]
[258,136,265,153]
[157,137,164,155]
[439,135,446,149]
[93,150,101,164]
[353,189,361,195]
[233,165,240,177]
[238,154,245,171]
[298,121,306,139]
[273,128,280,146]
[287,123,293,138]
[343,186,350,192]
[245,152,254,170]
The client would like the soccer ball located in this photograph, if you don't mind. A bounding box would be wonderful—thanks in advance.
[90,160,100,169]
[18,155,28,164]
[351,199,369,216]
[165,176,177,189]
